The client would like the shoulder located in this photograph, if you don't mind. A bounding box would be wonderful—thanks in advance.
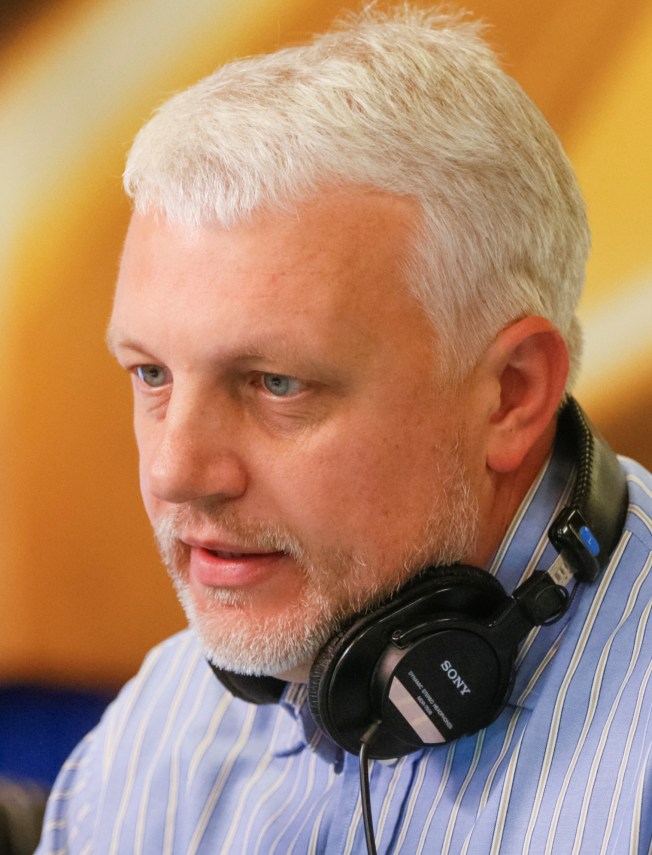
[89,629,218,737]
[621,456,652,549]
[89,628,232,768]
[117,628,210,702]
[36,630,232,854]
[586,456,652,628]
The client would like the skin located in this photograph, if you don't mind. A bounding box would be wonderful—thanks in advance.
[108,188,569,681]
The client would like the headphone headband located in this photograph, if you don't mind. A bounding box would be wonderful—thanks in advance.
[549,398,627,581]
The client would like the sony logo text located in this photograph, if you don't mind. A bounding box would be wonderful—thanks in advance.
[440,660,472,696]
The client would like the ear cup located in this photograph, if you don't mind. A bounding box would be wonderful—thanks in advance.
[309,564,506,711]
[308,564,511,758]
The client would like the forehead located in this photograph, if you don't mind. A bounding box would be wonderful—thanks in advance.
[109,190,434,362]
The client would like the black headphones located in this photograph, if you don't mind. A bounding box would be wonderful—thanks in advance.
[212,398,628,760]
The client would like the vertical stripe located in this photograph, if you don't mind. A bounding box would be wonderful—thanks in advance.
[375,759,408,846]
[163,667,214,855]
[258,749,318,855]
[284,759,333,855]
[306,801,329,854]
[442,732,485,855]
[415,745,456,853]
[391,756,429,852]
[220,709,287,855]
[276,747,336,855]
[186,704,258,855]
[489,731,526,855]
[103,641,168,773]
[187,690,235,788]
[341,774,365,855]
[242,744,300,853]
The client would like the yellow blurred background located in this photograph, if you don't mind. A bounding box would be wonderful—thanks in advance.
[2,0,651,690]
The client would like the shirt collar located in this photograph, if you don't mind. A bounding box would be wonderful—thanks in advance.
[270,682,346,769]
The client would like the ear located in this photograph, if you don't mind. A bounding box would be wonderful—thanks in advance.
[484,316,569,473]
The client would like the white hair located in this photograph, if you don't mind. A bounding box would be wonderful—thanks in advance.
[124,5,589,384]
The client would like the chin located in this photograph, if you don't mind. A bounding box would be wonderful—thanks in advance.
[176,580,337,678]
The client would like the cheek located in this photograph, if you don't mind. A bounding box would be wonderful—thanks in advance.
[278,421,448,548]
[133,412,169,522]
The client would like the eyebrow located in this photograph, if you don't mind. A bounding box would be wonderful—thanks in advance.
[105,325,134,356]
[105,323,168,363]
[105,326,337,381]
[106,327,268,364]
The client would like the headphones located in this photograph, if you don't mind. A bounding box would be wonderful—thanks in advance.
[211,398,628,760]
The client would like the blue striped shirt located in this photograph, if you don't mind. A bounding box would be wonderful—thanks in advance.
[37,450,652,854]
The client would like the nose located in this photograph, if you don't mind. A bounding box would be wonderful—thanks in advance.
[141,390,248,505]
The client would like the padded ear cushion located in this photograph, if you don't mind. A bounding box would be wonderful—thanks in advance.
[209,664,287,705]
[308,620,357,736]
[414,564,506,600]
[308,563,507,739]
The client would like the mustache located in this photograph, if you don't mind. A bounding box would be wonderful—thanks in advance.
[152,503,307,562]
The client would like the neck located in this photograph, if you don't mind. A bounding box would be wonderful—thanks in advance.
[469,419,558,569]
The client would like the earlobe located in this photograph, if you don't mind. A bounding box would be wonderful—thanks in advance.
[485,317,569,473]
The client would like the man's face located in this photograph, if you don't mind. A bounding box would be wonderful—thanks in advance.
[109,190,483,679]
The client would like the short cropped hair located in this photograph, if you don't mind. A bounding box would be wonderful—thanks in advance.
[124,5,590,385]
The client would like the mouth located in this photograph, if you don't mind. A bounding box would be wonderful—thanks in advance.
[203,547,280,560]
[184,540,293,591]
[183,532,287,555]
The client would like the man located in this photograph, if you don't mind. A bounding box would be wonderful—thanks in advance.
[38,6,651,854]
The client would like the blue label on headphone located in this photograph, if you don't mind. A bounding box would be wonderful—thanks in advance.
[579,525,600,557]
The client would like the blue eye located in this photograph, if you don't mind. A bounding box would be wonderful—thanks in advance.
[261,374,303,397]
[136,365,167,388]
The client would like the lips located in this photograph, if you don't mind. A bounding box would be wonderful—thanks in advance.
[183,535,274,555]
[184,537,291,590]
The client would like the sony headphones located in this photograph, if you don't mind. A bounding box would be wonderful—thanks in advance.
[211,398,628,760]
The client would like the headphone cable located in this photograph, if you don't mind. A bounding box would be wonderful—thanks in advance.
[359,721,383,855]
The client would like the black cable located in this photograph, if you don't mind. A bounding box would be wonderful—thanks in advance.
[541,578,579,626]
[359,722,382,855]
